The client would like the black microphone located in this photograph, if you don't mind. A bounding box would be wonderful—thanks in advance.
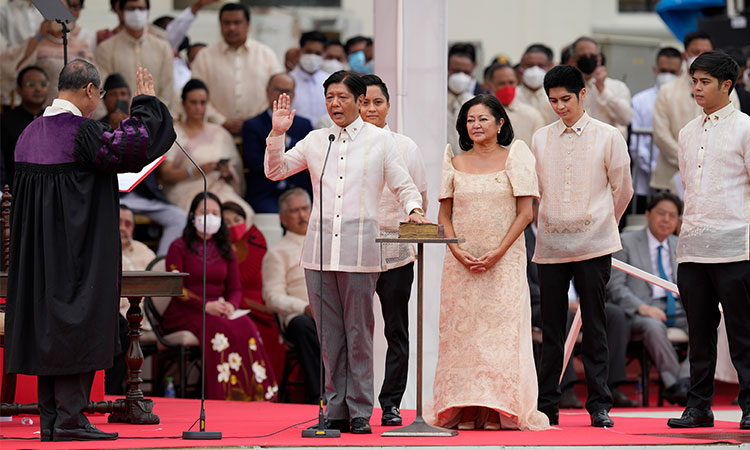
[302,133,339,438]
[174,140,221,441]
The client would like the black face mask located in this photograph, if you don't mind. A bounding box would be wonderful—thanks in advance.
[576,55,598,75]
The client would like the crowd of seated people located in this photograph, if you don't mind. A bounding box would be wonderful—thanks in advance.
[1,0,748,405]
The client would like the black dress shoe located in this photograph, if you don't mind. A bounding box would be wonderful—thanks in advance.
[53,424,118,441]
[381,406,402,426]
[667,407,714,428]
[40,429,53,442]
[306,418,350,433]
[612,387,638,408]
[590,410,614,427]
[350,417,372,434]
[739,410,749,430]
[559,388,583,409]
[661,381,688,406]
[540,409,559,426]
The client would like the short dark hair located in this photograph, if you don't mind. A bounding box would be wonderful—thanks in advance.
[485,63,512,83]
[17,65,47,87]
[58,58,100,92]
[323,70,366,98]
[360,74,389,102]
[560,45,572,65]
[646,192,683,216]
[152,15,173,29]
[523,43,553,63]
[448,42,476,63]
[222,201,246,220]
[683,30,713,52]
[119,204,133,213]
[300,30,327,49]
[181,78,209,101]
[571,36,599,54]
[656,46,682,61]
[119,0,149,10]
[344,36,370,54]
[543,65,585,97]
[455,94,513,151]
[325,38,343,50]
[690,50,739,95]
[219,2,249,23]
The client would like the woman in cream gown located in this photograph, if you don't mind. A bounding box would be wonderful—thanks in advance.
[161,79,254,222]
[426,94,549,431]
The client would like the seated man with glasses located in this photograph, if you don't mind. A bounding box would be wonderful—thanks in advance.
[0,65,49,188]
[242,72,313,213]
[607,192,690,406]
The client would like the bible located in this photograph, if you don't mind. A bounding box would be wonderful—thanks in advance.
[398,222,444,239]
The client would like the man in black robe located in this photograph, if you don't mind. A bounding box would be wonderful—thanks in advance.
[4,59,176,442]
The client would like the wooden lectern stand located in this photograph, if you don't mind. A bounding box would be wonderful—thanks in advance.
[375,237,458,437]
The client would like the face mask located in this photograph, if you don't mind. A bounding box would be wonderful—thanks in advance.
[743,68,750,88]
[522,65,546,90]
[655,72,678,88]
[123,9,148,31]
[321,58,347,74]
[194,213,221,236]
[576,54,598,75]
[686,56,697,71]
[348,50,368,73]
[448,72,472,94]
[298,53,323,73]
[229,223,246,242]
[494,85,516,106]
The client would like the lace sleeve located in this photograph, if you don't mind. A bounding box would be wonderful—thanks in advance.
[506,140,540,198]
[438,144,456,201]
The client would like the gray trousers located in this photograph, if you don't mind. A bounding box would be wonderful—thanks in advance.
[120,192,187,256]
[631,297,689,388]
[305,269,379,420]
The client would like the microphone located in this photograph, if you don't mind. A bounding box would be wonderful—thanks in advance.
[174,140,221,441]
[302,133,339,438]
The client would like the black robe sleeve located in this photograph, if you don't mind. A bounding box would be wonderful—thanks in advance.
[74,94,176,173]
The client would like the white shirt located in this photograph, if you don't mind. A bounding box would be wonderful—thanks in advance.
[447,90,473,155]
[516,83,557,125]
[262,232,309,328]
[531,112,633,264]
[378,124,429,270]
[630,85,659,196]
[505,97,545,147]
[0,0,43,47]
[646,227,673,299]
[264,115,423,272]
[289,66,328,124]
[43,98,82,117]
[583,77,633,139]
[677,102,750,264]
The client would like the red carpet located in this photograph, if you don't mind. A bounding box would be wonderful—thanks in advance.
[1,397,748,449]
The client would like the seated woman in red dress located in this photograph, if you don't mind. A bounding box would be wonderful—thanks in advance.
[163,192,278,401]
[222,201,286,379]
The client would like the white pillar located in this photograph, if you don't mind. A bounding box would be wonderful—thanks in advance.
[373,0,447,411]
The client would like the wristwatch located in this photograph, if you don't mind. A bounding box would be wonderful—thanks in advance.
[410,208,425,216]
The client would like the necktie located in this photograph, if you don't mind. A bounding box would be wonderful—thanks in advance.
[657,244,676,327]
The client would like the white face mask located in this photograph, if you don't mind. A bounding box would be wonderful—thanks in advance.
[655,72,678,88]
[298,53,323,74]
[522,65,546,90]
[448,72,472,94]
[123,9,148,31]
[194,213,222,236]
[321,58,347,74]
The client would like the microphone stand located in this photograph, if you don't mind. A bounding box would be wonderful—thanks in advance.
[57,20,69,65]
[302,133,339,438]
[175,141,221,440]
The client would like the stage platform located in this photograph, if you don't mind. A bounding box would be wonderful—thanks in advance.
[1,397,749,449]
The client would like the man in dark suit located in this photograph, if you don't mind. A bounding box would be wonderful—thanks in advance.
[242,72,313,213]
[608,192,690,405]
[526,200,636,409]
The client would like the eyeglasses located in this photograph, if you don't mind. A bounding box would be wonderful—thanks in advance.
[25,81,49,88]
[84,83,106,98]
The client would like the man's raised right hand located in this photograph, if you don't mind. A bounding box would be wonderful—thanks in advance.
[270,93,296,136]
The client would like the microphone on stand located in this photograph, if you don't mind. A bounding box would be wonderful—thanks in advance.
[174,140,222,441]
[302,133,340,438]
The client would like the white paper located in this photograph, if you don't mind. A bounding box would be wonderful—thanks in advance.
[229,309,250,320]
[117,155,166,192]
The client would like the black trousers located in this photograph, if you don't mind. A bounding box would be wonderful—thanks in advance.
[286,314,321,403]
[678,261,750,412]
[104,314,129,395]
[38,371,95,435]
[538,254,613,415]
[376,262,414,409]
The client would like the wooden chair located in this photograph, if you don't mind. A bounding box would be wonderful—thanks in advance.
[142,256,201,398]
[627,327,689,407]
[1,185,16,405]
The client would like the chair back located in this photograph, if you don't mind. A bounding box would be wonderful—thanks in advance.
[145,256,172,316]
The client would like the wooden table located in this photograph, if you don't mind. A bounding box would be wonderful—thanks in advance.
[375,237,459,437]
[0,270,186,424]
